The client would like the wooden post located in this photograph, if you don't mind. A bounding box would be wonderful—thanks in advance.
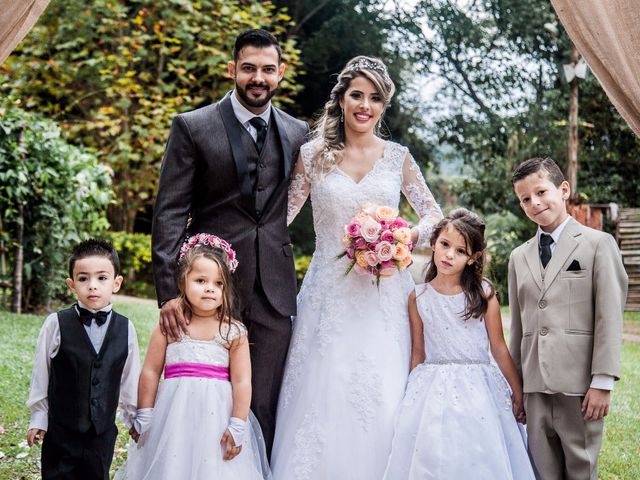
[567,43,579,198]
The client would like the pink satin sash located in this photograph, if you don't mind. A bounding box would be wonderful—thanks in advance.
[164,362,230,381]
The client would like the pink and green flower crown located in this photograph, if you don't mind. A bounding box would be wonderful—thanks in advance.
[179,233,239,273]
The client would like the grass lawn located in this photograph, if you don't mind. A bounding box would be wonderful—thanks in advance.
[0,299,639,479]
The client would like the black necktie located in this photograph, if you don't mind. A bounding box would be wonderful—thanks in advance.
[249,117,267,153]
[77,305,109,326]
[539,233,553,268]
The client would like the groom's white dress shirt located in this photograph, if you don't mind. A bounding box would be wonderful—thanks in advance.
[230,90,272,142]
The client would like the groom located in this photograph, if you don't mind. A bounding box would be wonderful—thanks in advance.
[151,29,308,454]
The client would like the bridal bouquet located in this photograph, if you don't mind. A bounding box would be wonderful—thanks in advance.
[340,204,414,280]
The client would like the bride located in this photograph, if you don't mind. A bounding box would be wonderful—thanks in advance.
[270,56,443,479]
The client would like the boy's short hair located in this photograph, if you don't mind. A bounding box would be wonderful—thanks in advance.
[68,239,121,278]
[233,29,282,63]
[512,157,565,187]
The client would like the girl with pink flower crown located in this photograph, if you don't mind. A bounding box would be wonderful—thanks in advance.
[383,209,535,479]
[116,235,270,480]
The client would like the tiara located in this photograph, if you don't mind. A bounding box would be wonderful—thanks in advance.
[179,233,239,273]
[349,58,387,74]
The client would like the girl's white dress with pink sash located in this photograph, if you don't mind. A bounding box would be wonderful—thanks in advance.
[116,325,270,480]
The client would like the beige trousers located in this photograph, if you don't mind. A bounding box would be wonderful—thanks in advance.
[525,393,604,480]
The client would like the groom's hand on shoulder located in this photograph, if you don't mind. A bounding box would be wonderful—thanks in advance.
[159,298,189,338]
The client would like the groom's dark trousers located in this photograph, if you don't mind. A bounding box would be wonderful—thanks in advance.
[152,92,308,455]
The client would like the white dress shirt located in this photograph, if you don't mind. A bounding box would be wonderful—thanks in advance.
[230,90,271,143]
[538,215,614,392]
[27,302,141,431]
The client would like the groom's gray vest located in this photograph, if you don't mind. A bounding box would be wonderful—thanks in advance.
[152,93,308,316]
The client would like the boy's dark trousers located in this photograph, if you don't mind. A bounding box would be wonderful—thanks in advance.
[41,421,118,480]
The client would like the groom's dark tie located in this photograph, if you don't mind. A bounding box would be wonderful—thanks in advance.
[539,233,553,268]
[249,117,267,153]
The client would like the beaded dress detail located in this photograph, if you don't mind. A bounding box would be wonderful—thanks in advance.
[383,283,535,479]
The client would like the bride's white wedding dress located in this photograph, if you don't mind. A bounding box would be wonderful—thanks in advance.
[270,140,442,480]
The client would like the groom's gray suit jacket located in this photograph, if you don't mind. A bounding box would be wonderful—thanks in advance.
[152,93,308,315]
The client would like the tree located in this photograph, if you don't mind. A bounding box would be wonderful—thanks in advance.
[0,102,112,312]
[1,0,302,232]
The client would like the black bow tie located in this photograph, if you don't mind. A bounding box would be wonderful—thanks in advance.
[77,305,109,326]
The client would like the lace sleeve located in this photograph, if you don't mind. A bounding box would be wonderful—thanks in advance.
[287,153,311,226]
[401,152,443,248]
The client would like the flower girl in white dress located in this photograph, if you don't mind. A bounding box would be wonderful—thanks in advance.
[117,235,270,480]
[383,209,535,479]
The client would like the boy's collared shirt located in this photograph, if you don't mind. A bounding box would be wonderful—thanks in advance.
[537,215,615,393]
[230,89,272,143]
[537,214,571,254]
[27,303,140,432]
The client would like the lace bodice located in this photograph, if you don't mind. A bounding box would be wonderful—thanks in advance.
[164,323,246,367]
[415,283,491,363]
[287,140,442,256]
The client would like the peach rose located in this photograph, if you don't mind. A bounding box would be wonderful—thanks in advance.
[355,250,369,268]
[375,206,399,222]
[398,252,412,269]
[393,242,409,261]
[375,241,396,262]
[361,218,382,243]
[393,227,411,245]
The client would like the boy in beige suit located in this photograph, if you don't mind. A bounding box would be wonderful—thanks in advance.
[508,157,628,480]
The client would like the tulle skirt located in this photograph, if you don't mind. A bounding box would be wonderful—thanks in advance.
[383,362,535,480]
[115,376,270,480]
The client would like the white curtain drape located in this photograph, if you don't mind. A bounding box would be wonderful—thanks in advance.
[551,0,640,136]
[0,0,50,64]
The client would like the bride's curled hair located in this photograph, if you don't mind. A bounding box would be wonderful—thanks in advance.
[310,56,395,175]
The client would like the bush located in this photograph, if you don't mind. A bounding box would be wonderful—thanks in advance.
[294,254,313,290]
[0,104,112,311]
[105,231,155,299]
[484,211,534,302]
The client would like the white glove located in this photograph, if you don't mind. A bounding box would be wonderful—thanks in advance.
[226,417,247,446]
[133,408,154,434]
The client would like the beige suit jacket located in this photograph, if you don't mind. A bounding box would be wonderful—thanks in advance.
[508,217,628,394]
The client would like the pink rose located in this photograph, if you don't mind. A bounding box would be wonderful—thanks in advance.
[353,237,367,250]
[391,217,409,229]
[379,259,398,277]
[380,230,394,243]
[345,222,362,238]
[346,247,355,260]
[364,250,379,267]
[361,218,382,242]
[375,241,396,262]
[342,234,352,249]
[367,240,379,251]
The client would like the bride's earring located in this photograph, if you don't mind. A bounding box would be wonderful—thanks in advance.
[340,108,344,123]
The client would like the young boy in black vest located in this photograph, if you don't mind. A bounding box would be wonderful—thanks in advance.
[27,239,140,480]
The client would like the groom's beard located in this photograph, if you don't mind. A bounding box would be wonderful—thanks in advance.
[235,81,277,109]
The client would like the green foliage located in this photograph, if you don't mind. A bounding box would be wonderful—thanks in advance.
[2,0,302,231]
[294,253,312,289]
[0,103,112,311]
[105,231,154,299]
[484,211,534,301]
